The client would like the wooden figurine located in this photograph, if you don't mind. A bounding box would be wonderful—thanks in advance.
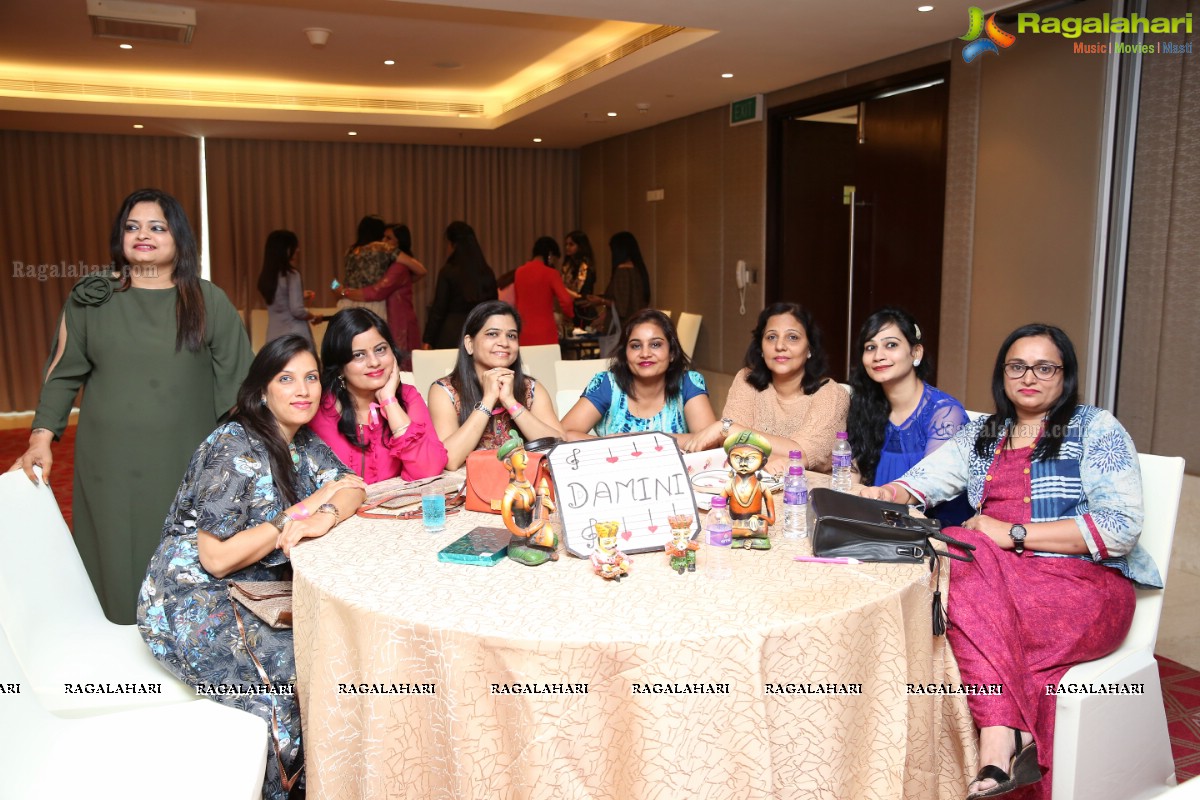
[665,514,698,574]
[590,520,631,581]
[721,430,776,550]
[498,430,559,566]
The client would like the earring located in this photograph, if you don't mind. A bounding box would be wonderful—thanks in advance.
[913,359,922,367]
[260,396,267,406]
[336,375,346,392]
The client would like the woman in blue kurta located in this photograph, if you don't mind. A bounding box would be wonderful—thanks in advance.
[561,308,716,440]
[848,307,971,524]
[138,335,365,799]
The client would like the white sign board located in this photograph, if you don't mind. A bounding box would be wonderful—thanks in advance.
[547,432,700,557]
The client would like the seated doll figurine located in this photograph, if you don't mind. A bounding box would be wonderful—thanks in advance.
[590,520,631,581]
[498,430,559,566]
[721,430,776,550]
[664,514,698,574]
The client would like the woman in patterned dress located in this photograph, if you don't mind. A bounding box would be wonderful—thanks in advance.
[561,308,716,441]
[138,335,366,800]
[862,324,1158,800]
[428,300,563,469]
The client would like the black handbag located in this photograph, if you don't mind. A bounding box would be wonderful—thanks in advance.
[807,488,976,635]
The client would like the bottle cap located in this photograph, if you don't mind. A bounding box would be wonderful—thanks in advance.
[788,449,803,460]
[710,496,727,508]
[836,431,848,440]
[788,465,804,475]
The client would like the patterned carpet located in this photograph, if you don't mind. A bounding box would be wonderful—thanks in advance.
[0,425,1197,781]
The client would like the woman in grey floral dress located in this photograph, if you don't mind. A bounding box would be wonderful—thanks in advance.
[138,335,366,799]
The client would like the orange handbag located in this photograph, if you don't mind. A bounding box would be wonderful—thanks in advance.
[464,449,555,513]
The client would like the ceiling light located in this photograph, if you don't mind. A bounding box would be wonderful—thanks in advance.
[132,124,143,128]
[383,60,394,66]
[119,43,133,49]
[721,73,734,78]
[533,138,542,143]
[917,5,934,11]
[88,0,195,44]
[304,27,331,48]
[607,112,618,117]
[348,131,357,136]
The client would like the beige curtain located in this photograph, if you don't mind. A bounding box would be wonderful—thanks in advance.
[1117,0,1200,465]
[0,131,201,412]
[205,139,580,327]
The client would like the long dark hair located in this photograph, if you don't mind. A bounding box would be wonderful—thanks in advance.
[564,230,594,277]
[448,301,532,424]
[532,236,560,266]
[610,308,689,400]
[109,188,205,353]
[847,307,930,485]
[347,215,386,253]
[385,223,414,257]
[609,231,651,304]
[230,334,318,508]
[744,302,829,395]
[320,308,407,447]
[975,323,1080,462]
[444,221,496,304]
[256,229,299,305]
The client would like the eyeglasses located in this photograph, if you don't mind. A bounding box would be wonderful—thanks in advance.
[1004,362,1063,380]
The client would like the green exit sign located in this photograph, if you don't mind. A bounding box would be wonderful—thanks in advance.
[729,94,763,126]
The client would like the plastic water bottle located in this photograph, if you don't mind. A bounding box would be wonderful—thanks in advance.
[782,465,809,538]
[831,431,854,493]
[705,496,733,581]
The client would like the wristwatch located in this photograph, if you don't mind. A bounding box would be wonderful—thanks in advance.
[473,400,491,417]
[316,503,340,526]
[720,418,734,437]
[1009,523,1027,555]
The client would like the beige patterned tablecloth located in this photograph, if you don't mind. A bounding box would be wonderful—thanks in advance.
[292,478,976,800]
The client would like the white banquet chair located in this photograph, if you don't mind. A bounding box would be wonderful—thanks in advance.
[1051,453,1184,799]
[0,468,196,716]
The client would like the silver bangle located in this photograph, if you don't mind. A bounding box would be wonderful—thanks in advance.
[271,513,291,532]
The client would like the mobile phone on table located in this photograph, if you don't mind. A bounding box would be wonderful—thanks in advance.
[436,527,512,566]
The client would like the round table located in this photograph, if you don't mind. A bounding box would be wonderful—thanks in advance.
[292,480,975,800]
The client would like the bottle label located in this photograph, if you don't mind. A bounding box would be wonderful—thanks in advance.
[832,453,853,469]
[784,487,808,505]
[707,525,732,547]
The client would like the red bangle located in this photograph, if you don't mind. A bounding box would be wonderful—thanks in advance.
[292,501,311,520]
[379,395,398,407]
[886,484,899,502]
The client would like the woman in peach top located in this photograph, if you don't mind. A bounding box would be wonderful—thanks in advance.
[684,302,848,473]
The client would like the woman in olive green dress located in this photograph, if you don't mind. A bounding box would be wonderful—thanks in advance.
[12,188,253,624]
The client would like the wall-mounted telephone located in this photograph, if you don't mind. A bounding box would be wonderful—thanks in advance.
[735,260,750,315]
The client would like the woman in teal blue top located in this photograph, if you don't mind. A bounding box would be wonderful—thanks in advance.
[561,309,716,440]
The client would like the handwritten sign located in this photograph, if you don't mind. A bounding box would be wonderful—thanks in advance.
[547,433,700,557]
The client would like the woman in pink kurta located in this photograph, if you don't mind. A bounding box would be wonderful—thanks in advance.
[342,224,427,366]
[309,308,447,483]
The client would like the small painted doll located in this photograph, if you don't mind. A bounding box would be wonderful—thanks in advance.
[664,514,698,574]
[721,430,776,550]
[498,430,558,566]
[590,520,631,581]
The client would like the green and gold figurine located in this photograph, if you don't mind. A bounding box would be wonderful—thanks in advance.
[498,430,559,566]
[721,430,775,550]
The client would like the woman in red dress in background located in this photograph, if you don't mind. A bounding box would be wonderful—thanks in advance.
[513,236,577,347]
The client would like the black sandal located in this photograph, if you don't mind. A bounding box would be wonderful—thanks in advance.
[966,729,1041,799]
